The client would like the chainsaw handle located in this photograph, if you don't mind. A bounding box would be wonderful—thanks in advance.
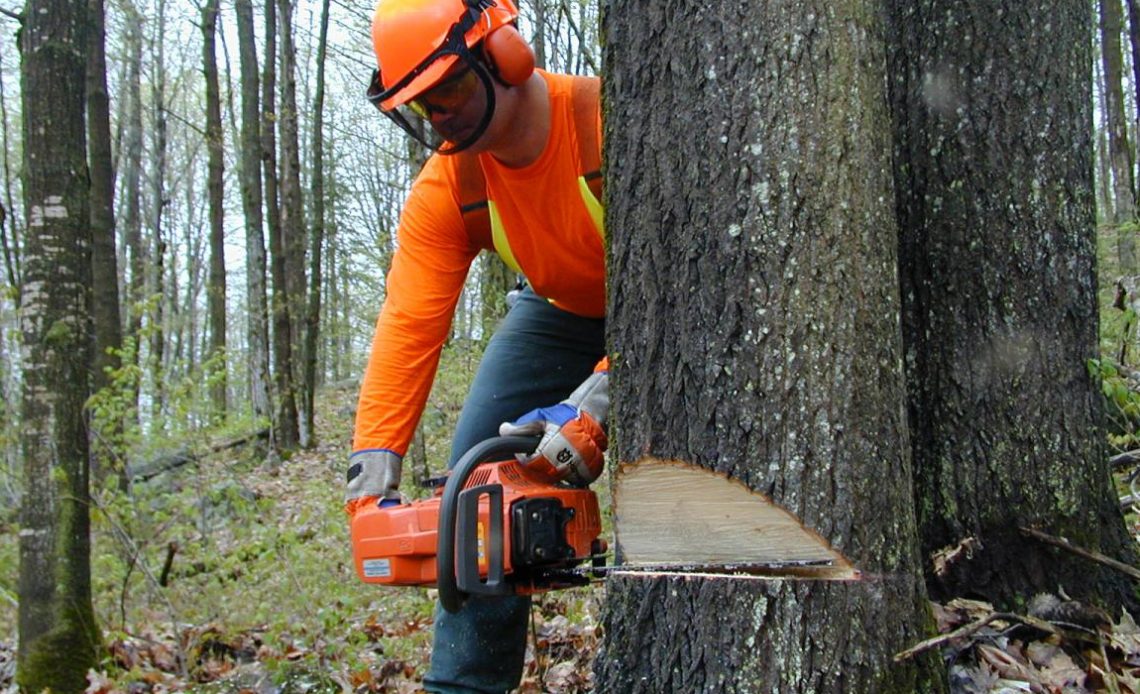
[437,435,540,614]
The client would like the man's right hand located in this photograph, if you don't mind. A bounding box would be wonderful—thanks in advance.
[345,449,403,516]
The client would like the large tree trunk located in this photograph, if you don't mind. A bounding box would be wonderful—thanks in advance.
[203,0,227,421]
[235,0,272,424]
[16,0,101,687]
[595,1,942,691]
[301,0,331,447]
[889,0,1139,609]
[1102,0,1138,269]
[263,0,299,450]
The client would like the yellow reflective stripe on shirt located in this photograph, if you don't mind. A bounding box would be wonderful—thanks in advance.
[488,200,523,273]
[578,176,605,239]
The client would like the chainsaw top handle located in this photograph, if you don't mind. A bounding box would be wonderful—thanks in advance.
[436,435,540,614]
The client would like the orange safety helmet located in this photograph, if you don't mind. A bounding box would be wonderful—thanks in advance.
[370,0,534,111]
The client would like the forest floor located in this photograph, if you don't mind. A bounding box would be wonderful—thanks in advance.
[1,379,1140,693]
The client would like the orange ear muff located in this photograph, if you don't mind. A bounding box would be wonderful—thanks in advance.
[484,24,535,86]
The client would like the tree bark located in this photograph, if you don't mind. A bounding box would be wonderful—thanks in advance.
[86,0,124,489]
[235,0,272,424]
[0,42,22,293]
[596,1,943,691]
[480,254,514,343]
[1096,53,1116,224]
[889,0,1139,609]
[1102,0,1138,269]
[301,0,331,447]
[148,0,169,431]
[203,0,227,421]
[122,0,145,425]
[263,0,299,450]
[16,0,101,687]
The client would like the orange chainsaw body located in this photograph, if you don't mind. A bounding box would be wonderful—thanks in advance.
[351,457,602,590]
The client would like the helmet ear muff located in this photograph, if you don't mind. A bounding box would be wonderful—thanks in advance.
[483,24,535,86]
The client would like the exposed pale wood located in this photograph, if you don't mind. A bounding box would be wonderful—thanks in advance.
[612,458,856,578]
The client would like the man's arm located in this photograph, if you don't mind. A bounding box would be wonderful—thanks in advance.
[347,161,478,514]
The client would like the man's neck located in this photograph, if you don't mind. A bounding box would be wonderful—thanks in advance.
[486,73,550,169]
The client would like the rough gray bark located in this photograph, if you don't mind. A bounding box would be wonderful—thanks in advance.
[301,0,331,447]
[235,0,272,423]
[263,0,299,450]
[86,0,124,488]
[1096,54,1116,223]
[596,1,942,691]
[889,0,1139,609]
[1102,0,1138,268]
[278,0,306,446]
[0,56,19,294]
[16,0,101,687]
[203,0,227,421]
[148,0,169,429]
[122,1,144,424]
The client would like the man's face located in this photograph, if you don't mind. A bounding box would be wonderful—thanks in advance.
[417,64,492,147]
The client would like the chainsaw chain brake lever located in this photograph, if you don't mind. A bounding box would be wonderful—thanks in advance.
[436,435,541,614]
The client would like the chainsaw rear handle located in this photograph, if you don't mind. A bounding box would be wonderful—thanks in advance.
[437,435,540,614]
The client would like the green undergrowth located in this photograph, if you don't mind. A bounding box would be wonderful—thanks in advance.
[0,339,606,691]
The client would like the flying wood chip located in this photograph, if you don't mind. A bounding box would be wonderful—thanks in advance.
[612,458,858,580]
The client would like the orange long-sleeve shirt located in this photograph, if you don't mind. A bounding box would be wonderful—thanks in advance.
[353,71,603,456]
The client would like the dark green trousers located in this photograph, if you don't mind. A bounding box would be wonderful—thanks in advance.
[423,288,605,694]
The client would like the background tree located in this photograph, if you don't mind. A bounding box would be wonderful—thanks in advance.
[595,1,942,690]
[888,0,1138,608]
[202,0,226,421]
[86,0,123,485]
[235,0,272,425]
[16,0,101,687]
[264,0,299,450]
[301,0,331,448]
[1100,0,1137,270]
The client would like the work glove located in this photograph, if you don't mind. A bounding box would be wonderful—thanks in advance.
[345,449,403,516]
[499,364,608,487]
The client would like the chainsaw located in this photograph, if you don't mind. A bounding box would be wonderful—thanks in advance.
[351,436,606,613]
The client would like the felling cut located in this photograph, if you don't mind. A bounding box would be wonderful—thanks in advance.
[612,458,859,580]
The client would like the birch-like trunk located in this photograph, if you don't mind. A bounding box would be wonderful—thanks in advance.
[17,0,101,687]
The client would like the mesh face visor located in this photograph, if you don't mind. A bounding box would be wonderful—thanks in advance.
[367,7,498,155]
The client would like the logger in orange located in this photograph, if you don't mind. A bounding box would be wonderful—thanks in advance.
[346,1,609,691]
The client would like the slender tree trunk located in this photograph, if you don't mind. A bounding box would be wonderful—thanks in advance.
[889,0,1139,609]
[1103,0,1138,269]
[203,0,227,421]
[148,0,169,430]
[123,1,145,424]
[235,0,272,424]
[278,0,306,446]
[530,0,546,70]
[301,0,331,445]
[480,254,514,343]
[1127,0,1140,133]
[1097,51,1116,224]
[0,51,21,294]
[86,0,124,489]
[596,1,943,691]
[16,0,101,687]
[264,0,299,449]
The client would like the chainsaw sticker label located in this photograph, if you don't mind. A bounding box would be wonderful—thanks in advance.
[477,522,486,568]
[362,558,392,578]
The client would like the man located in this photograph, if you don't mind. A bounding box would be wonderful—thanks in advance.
[345,0,609,691]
